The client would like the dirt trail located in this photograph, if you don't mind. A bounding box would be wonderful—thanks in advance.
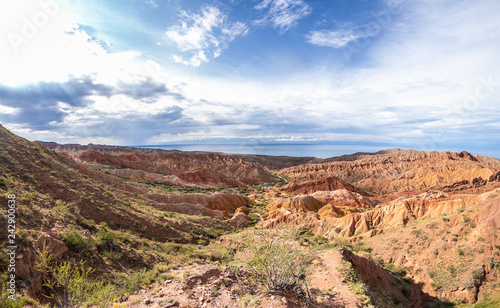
[308,250,363,308]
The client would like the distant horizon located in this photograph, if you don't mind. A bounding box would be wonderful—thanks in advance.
[33,134,500,159]
[110,143,500,160]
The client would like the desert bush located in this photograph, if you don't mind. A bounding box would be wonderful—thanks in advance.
[373,256,384,265]
[297,230,329,248]
[431,281,443,291]
[352,241,372,254]
[115,268,150,295]
[97,228,115,248]
[231,229,313,299]
[384,263,406,277]
[331,237,353,249]
[62,227,95,255]
[34,240,119,307]
[0,291,39,308]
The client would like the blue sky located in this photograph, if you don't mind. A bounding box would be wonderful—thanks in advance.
[0,0,499,157]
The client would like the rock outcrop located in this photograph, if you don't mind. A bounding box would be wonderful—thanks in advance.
[311,189,378,208]
[145,193,251,216]
[266,195,324,215]
[282,176,370,196]
[263,190,469,238]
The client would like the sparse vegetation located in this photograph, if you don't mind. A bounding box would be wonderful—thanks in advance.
[352,241,372,254]
[230,228,314,301]
[34,240,119,307]
[384,263,406,277]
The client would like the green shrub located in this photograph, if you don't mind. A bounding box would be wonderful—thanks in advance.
[62,227,95,255]
[431,282,442,291]
[97,228,115,248]
[352,242,372,254]
[231,229,313,299]
[373,256,384,265]
[384,263,406,277]
[34,241,119,307]
[331,237,353,249]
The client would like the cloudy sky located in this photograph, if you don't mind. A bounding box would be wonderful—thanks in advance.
[0,0,499,157]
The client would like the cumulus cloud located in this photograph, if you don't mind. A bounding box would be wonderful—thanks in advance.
[166,5,248,67]
[253,0,312,32]
[306,28,369,48]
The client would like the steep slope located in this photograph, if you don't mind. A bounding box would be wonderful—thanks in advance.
[0,125,239,304]
[261,188,500,304]
[311,190,378,209]
[263,190,479,238]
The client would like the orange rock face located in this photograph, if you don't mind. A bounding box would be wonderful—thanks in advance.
[145,193,250,215]
[278,149,500,194]
[282,176,370,196]
[311,189,377,208]
[264,190,471,239]
[266,195,325,214]
[234,206,249,215]
[317,204,345,219]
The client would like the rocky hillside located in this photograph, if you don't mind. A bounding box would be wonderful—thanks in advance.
[41,142,317,188]
[277,148,500,195]
[0,125,247,306]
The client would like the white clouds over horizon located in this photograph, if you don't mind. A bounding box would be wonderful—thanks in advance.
[166,5,248,67]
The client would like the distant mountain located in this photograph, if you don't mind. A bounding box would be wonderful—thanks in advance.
[40,141,319,188]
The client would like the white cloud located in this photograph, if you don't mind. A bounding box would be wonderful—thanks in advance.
[0,105,18,115]
[0,9,145,87]
[165,5,248,67]
[161,0,500,148]
[306,29,364,48]
[306,30,360,48]
[173,50,209,67]
[254,0,312,32]
[145,0,158,8]
[5,123,77,142]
